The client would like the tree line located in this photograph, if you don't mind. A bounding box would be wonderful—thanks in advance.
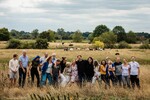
[0,25,149,44]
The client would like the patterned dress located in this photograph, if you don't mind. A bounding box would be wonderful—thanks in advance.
[71,64,78,82]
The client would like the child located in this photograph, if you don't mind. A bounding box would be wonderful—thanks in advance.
[70,60,78,83]
[9,54,19,87]
[60,62,72,87]
[106,60,116,86]
[92,60,101,84]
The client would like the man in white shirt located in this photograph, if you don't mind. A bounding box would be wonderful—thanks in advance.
[9,54,19,87]
[40,53,48,65]
[40,53,48,74]
[129,56,140,89]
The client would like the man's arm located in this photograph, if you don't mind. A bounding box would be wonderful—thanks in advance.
[138,67,140,78]
[128,64,131,76]
[19,60,25,72]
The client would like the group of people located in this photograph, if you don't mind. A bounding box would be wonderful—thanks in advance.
[9,50,141,89]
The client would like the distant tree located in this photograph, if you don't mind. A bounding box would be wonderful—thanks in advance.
[93,25,109,37]
[136,32,150,43]
[19,31,32,39]
[66,31,74,40]
[10,29,20,38]
[113,26,126,42]
[136,32,150,39]
[93,41,104,49]
[39,30,55,42]
[34,38,48,49]
[88,33,94,43]
[57,28,65,42]
[92,37,101,43]
[48,30,55,42]
[72,30,83,43]
[99,31,117,48]
[82,32,90,39]
[31,29,39,39]
[0,28,10,41]
[39,31,50,41]
[7,39,21,49]
[126,31,137,43]
[118,41,131,49]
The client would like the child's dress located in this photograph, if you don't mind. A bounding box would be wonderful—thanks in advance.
[92,66,101,84]
[71,64,78,82]
[60,67,71,87]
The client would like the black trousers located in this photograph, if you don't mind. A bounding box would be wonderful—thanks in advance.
[130,75,140,89]
[106,75,116,86]
[115,75,122,86]
[101,74,110,89]
[31,68,40,87]
[53,74,58,87]
[101,74,107,84]
[78,73,86,87]
[19,68,27,88]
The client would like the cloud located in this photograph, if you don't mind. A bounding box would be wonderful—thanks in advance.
[0,0,150,33]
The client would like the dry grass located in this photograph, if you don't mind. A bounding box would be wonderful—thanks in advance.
[1,65,150,99]
[0,49,150,99]
[0,41,7,49]
[0,49,149,64]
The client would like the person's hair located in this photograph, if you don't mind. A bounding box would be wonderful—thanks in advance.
[94,60,99,67]
[87,57,93,64]
[101,60,107,66]
[131,56,135,58]
[66,62,71,67]
[13,54,18,58]
[77,55,82,58]
[115,53,120,55]
[62,57,66,60]
[56,59,61,62]
[47,56,52,62]
[123,58,128,63]
[108,60,113,64]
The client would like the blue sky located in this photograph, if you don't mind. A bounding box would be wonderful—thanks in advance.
[0,0,150,33]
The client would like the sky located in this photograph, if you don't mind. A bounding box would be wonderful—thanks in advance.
[0,0,150,33]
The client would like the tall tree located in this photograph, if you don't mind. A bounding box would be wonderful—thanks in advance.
[31,29,39,39]
[10,29,20,38]
[39,30,55,42]
[73,30,83,43]
[0,27,10,41]
[88,33,94,43]
[113,26,126,42]
[126,31,137,43]
[99,31,117,48]
[93,25,109,37]
[48,30,55,42]
[57,28,65,42]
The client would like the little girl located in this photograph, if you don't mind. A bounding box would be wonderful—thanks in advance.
[60,62,71,87]
[92,60,101,84]
[70,60,78,83]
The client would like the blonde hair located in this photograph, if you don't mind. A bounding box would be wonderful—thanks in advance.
[108,60,113,64]
[66,62,71,67]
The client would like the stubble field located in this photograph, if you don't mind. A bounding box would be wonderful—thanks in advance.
[0,48,149,100]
